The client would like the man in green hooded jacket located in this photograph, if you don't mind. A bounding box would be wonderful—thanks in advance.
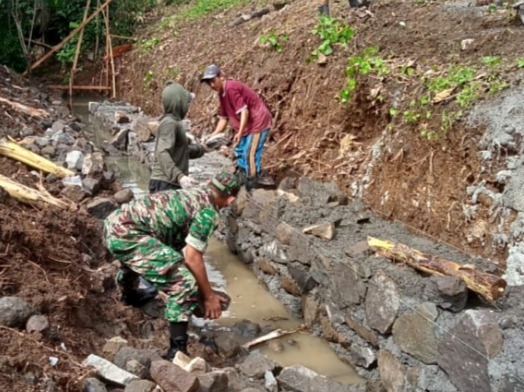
[149,81,206,193]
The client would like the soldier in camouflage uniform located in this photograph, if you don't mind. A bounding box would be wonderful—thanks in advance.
[104,171,240,359]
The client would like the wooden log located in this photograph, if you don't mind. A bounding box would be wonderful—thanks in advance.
[0,97,49,119]
[23,0,114,75]
[0,174,71,209]
[367,236,506,303]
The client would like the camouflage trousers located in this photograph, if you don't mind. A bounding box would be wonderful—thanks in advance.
[104,228,198,323]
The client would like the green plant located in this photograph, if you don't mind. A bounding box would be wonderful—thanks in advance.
[340,47,389,103]
[143,69,155,87]
[166,65,180,80]
[311,15,354,58]
[259,31,288,52]
[140,37,161,52]
[517,58,524,69]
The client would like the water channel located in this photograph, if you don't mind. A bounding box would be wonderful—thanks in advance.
[72,98,363,385]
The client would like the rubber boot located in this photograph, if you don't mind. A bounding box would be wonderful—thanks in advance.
[234,166,247,187]
[118,269,158,308]
[245,176,259,192]
[348,0,362,8]
[164,322,189,361]
[318,3,330,15]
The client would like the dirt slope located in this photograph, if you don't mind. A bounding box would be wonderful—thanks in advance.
[112,0,524,265]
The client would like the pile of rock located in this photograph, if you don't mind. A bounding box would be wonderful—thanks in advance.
[218,177,524,392]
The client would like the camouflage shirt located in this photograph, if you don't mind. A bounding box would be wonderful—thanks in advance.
[104,186,219,253]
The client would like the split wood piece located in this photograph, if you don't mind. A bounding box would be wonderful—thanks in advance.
[0,97,49,119]
[242,325,307,350]
[0,174,71,209]
[103,8,116,98]
[367,236,506,303]
[302,222,335,241]
[69,0,92,106]
[0,139,75,178]
[23,0,114,75]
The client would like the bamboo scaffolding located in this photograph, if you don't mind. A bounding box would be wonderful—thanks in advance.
[103,8,117,98]
[69,0,92,107]
[367,236,507,303]
[0,139,75,178]
[23,0,114,75]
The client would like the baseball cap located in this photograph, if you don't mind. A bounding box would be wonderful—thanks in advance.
[201,64,221,82]
[211,171,241,197]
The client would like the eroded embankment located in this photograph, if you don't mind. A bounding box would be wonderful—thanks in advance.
[218,177,524,392]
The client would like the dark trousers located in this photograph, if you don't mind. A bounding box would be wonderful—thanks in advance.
[149,179,181,194]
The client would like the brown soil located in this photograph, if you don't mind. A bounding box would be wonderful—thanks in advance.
[111,0,524,265]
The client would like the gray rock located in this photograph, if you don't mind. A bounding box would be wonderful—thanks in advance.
[277,364,366,392]
[345,241,370,258]
[114,189,134,204]
[26,315,49,333]
[66,150,84,171]
[83,354,138,386]
[112,128,130,151]
[205,133,230,150]
[275,222,294,245]
[241,389,264,392]
[51,130,75,145]
[83,177,101,196]
[365,271,400,334]
[114,347,151,371]
[82,152,105,177]
[344,314,379,348]
[33,136,50,148]
[302,293,320,328]
[222,367,248,391]
[406,365,457,392]
[392,303,438,364]
[264,371,278,392]
[239,353,278,379]
[102,141,123,156]
[288,264,316,294]
[61,185,86,203]
[288,231,312,265]
[86,197,118,220]
[150,360,199,392]
[52,120,66,132]
[438,310,503,392]
[70,121,85,132]
[102,336,128,362]
[41,146,56,158]
[197,371,228,392]
[424,276,468,312]
[83,377,108,392]
[331,260,361,306]
[126,359,147,379]
[124,380,156,392]
[213,332,241,358]
[0,296,36,328]
[349,344,377,368]
[231,320,261,338]
[377,350,406,392]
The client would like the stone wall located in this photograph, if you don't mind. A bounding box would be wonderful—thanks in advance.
[218,177,524,392]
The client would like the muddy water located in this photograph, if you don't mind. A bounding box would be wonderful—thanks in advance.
[73,99,362,385]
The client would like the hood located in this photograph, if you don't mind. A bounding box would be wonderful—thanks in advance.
[161,81,193,120]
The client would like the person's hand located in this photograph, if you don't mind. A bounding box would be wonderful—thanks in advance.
[179,175,197,189]
[204,293,228,319]
[233,132,242,145]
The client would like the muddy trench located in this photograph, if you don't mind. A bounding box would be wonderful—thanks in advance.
[72,98,365,386]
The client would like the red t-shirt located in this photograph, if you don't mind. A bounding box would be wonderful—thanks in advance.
[218,80,272,136]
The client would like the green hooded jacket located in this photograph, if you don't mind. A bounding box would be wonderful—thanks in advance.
[150,81,205,185]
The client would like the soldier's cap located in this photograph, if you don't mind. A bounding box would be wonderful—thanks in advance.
[210,171,241,197]
[201,64,221,82]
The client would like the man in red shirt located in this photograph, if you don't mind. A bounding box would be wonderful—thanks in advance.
[202,64,272,191]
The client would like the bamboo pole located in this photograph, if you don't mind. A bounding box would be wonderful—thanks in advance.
[69,0,92,107]
[0,97,49,119]
[0,139,75,178]
[23,0,114,75]
[367,236,507,303]
[103,8,117,98]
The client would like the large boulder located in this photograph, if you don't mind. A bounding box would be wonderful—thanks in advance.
[365,271,400,334]
[239,353,278,379]
[86,197,118,220]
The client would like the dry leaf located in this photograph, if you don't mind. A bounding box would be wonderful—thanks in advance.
[433,88,454,103]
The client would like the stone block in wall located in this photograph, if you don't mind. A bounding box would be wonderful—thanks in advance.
[288,263,317,295]
[365,271,401,334]
[296,177,347,207]
[240,189,278,224]
[281,276,302,296]
[256,257,279,275]
[392,302,439,365]
[344,314,379,348]
[438,310,503,392]
[423,276,468,313]
[330,259,363,307]
[288,231,312,265]
[259,240,289,264]
[302,292,321,328]
[377,350,406,392]
[275,222,294,245]
[319,314,351,347]
[309,253,332,287]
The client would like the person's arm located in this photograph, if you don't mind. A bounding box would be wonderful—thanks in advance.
[211,117,228,136]
[234,108,249,144]
[188,143,206,159]
[156,121,184,184]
